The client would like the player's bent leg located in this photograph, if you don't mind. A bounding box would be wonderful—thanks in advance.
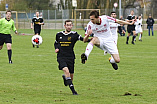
[62,67,78,95]
[132,31,136,45]
[70,73,74,81]
[62,67,70,86]
[109,54,120,70]
[126,33,130,44]
[139,32,143,41]
[81,37,100,64]
[6,43,12,50]
[111,54,120,63]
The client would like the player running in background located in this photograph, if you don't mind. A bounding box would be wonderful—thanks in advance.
[54,20,90,95]
[126,10,136,45]
[31,11,44,48]
[134,15,143,41]
[81,10,134,70]
[0,10,18,64]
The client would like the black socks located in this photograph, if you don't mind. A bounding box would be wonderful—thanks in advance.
[8,49,12,61]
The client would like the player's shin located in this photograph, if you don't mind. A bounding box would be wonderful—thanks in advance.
[66,77,78,95]
[85,43,93,58]
[8,49,12,62]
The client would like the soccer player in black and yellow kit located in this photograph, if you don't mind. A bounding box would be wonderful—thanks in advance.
[54,20,90,95]
[0,10,17,64]
[31,11,44,48]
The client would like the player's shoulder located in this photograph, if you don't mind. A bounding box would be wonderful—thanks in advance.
[100,15,107,18]
[0,18,5,21]
[10,19,14,22]
[32,16,37,19]
[56,31,64,35]
[39,17,43,19]
[71,31,77,34]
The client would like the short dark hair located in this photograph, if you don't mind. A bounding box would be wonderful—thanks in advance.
[111,11,116,15]
[64,19,73,25]
[89,10,99,18]
[6,10,12,14]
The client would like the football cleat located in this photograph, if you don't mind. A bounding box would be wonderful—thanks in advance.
[81,53,87,64]
[62,75,67,86]
[73,91,78,95]
[111,63,118,70]
[126,41,128,44]
[109,57,118,70]
[139,39,142,41]
[37,45,39,48]
[9,60,12,64]
[132,41,135,45]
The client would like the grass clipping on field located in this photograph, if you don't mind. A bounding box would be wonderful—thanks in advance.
[123,92,142,96]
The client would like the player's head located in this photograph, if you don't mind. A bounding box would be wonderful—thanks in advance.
[138,16,141,20]
[6,10,12,20]
[36,11,39,17]
[64,20,73,32]
[89,10,100,24]
[131,10,134,15]
[110,11,116,18]
[149,14,152,18]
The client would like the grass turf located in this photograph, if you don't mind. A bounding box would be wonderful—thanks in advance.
[0,29,157,104]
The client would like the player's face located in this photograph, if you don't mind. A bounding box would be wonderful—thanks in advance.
[36,12,39,17]
[90,15,98,24]
[131,11,134,15]
[138,16,141,19]
[6,12,11,20]
[111,13,116,18]
[65,22,73,32]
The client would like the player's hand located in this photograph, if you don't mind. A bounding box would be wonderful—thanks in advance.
[31,26,33,29]
[55,49,59,53]
[87,29,93,36]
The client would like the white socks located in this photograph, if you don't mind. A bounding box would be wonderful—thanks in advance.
[85,43,93,58]
[139,34,142,40]
[109,56,116,63]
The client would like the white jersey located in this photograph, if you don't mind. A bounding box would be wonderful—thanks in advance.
[109,22,120,44]
[135,19,143,33]
[85,15,116,39]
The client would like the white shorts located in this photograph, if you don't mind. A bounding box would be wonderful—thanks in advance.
[135,28,143,34]
[112,35,118,45]
[97,37,119,54]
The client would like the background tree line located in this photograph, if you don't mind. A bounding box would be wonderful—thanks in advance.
[0,0,154,11]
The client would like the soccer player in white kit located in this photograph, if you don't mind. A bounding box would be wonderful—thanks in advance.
[134,16,143,41]
[104,11,119,55]
[81,10,134,70]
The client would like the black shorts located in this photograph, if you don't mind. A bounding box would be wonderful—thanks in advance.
[0,33,12,46]
[34,29,41,35]
[127,25,135,33]
[57,58,75,74]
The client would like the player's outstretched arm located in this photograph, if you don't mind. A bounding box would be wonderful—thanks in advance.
[116,19,135,25]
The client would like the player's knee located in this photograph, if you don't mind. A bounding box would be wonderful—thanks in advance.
[63,67,70,74]
[115,58,120,63]
[90,37,98,44]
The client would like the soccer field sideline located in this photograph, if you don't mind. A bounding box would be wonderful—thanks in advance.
[0,29,157,104]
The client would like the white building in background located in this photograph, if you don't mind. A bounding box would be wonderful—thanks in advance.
[49,0,65,10]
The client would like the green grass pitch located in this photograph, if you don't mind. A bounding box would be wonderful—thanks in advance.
[0,29,157,104]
